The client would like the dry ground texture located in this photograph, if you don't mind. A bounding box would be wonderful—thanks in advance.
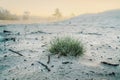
[0,10,120,80]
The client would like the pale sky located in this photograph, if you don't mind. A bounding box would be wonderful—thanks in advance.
[0,0,120,17]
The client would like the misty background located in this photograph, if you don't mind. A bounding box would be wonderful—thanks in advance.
[0,7,71,24]
[0,0,120,24]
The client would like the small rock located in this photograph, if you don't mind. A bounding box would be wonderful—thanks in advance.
[88,59,92,61]
[51,65,54,68]
[62,61,72,64]
[108,46,111,48]
[3,30,12,33]
[12,38,16,42]
[31,63,34,66]
[35,38,38,40]
[82,72,84,74]
[117,36,119,39]
[16,78,19,80]
[4,55,7,57]
[90,78,94,80]
[80,31,83,34]
[12,78,15,80]
[86,73,89,75]
[90,44,93,46]
[24,59,27,61]
[108,72,115,76]
[42,51,45,52]
[17,32,20,35]
[116,47,118,49]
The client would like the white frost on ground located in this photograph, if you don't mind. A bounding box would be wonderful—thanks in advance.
[0,10,120,80]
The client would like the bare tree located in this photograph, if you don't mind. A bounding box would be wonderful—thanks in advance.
[23,11,30,20]
[71,13,75,17]
[53,8,62,19]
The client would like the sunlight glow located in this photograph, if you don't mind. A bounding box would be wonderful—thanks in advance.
[0,0,120,17]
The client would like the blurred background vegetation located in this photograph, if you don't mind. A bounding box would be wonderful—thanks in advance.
[0,7,18,20]
[0,7,75,23]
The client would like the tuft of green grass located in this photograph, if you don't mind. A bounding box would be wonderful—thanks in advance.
[48,36,85,57]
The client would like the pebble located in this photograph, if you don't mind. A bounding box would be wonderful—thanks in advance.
[4,55,7,57]
[12,78,15,80]
[24,59,27,61]
[88,59,93,61]
[108,46,111,48]
[31,63,34,66]
[86,73,89,75]
[108,72,115,76]
[117,36,119,39]
[35,38,38,40]
[90,44,93,46]
[90,78,94,80]
[51,65,54,68]
[116,47,118,49]
[96,48,98,50]
[42,51,45,52]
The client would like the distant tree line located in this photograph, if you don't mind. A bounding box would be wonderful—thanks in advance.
[0,7,75,21]
[0,7,18,20]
